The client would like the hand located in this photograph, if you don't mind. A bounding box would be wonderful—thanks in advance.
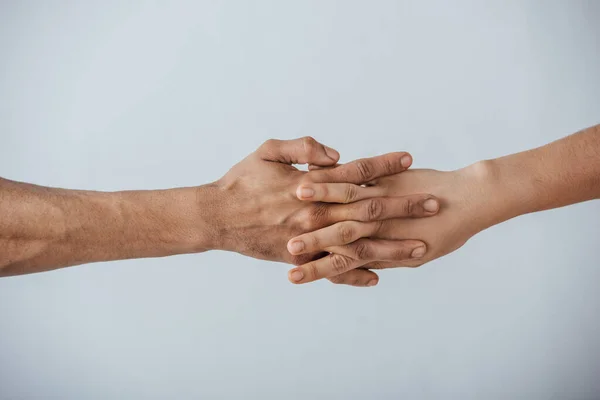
[209,137,441,266]
[286,163,494,286]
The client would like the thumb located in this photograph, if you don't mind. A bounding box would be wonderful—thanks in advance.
[257,137,340,166]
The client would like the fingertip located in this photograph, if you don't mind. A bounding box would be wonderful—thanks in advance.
[410,245,427,259]
[296,185,315,200]
[400,153,413,168]
[287,239,305,255]
[324,146,340,162]
[366,278,378,287]
[422,198,439,214]
[288,268,305,284]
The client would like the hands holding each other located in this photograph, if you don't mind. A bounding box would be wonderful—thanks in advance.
[213,124,600,287]
[2,125,595,278]
[213,136,493,287]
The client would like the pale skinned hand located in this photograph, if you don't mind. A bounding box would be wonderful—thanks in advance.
[212,137,440,266]
[286,165,490,286]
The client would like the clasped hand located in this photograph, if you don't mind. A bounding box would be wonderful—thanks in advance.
[213,136,487,287]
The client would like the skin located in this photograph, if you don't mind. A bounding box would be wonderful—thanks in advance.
[0,137,439,277]
[287,123,600,287]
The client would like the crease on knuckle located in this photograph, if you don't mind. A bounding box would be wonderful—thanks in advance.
[338,223,355,243]
[330,254,351,274]
[344,184,358,203]
[370,220,385,236]
[354,241,372,260]
[319,183,329,199]
[309,204,329,228]
[328,275,344,285]
[309,233,321,250]
[308,262,320,280]
[366,199,384,220]
[355,160,374,181]
[369,262,385,270]
[393,247,412,261]
[401,198,414,216]
[382,157,397,175]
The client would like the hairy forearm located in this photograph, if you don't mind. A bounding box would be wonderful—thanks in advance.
[472,124,600,229]
[0,179,220,277]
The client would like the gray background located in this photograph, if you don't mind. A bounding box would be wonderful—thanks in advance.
[1,1,599,399]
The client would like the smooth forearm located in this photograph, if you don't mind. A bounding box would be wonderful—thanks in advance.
[0,179,220,276]
[470,124,600,231]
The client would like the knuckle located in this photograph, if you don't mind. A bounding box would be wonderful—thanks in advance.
[354,241,372,260]
[401,198,414,216]
[330,254,351,274]
[302,135,317,145]
[302,136,318,155]
[369,262,385,270]
[296,210,316,231]
[355,160,374,181]
[337,223,355,243]
[392,247,412,261]
[366,199,384,220]
[261,138,277,151]
[308,233,321,250]
[300,219,314,232]
[344,184,358,203]
[308,204,329,228]
[328,275,344,285]
[382,157,397,175]
[308,262,320,280]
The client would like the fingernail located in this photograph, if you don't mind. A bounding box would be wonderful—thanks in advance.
[288,240,305,254]
[297,187,315,199]
[324,146,340,162]
[290,269,304,282]
[411,246,426,258]
[423,198,439,213]
[367,279,378,287]
[401,154,412,168]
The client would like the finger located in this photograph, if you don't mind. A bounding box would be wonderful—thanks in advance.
[363,261,397,270]
[308,163,340,171]
[327,269,380,287]
[288,253,365,284]
[295,182,385,202]
[287,221,381,255]
[364,260,422,269]
[307,152,412,184]
[324,195,440,221]
[327,238,427,263]
[257,137,340,166]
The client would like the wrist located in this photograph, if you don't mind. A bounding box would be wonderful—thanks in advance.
[115,185,225,257]
[185,183,226,253]
[459,158,535,232]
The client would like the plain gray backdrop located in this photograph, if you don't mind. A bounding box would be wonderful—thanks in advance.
[1,1,599,399]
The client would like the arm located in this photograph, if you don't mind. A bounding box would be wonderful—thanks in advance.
[477,123,600,229]
[0,137,439,277]
[287,123,600,286]
[0,179,219,276]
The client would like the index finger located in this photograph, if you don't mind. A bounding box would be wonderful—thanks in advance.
[307,152,412,185]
